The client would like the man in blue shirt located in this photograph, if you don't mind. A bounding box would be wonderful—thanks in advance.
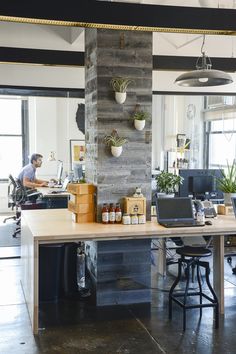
[18,153,48,189]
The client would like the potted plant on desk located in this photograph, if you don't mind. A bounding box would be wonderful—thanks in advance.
[217,160,236,205]
[155,170,184,198]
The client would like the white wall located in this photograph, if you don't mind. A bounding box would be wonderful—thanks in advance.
[28,97,85,180]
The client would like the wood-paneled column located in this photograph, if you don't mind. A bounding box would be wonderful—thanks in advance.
[85,29,152,221]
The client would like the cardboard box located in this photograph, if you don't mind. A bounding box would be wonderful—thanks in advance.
[68,200,93,214]
[67,183,96,195]
[70,193,94,204]
[217,204,234,215]
[71,212,95,223]
[124,197,146,215]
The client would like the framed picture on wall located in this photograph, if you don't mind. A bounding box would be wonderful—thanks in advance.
[70,139,85,170]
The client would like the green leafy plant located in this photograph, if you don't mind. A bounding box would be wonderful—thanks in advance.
[217,160,236,193]
[104,130,128,147]
[110,77,133,93]
[132,110,150,121]
[155,170,184,194]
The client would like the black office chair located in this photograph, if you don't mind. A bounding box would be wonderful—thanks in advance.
[3,175,42,237]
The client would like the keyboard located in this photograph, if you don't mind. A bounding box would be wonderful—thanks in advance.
[160,222,204,228]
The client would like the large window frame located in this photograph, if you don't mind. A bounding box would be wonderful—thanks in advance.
[0,99,29,182]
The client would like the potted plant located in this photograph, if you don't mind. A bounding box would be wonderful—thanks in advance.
[132,110,150,131]
[217,161,236,205]
[103,129,128,157]
[110,77,133,104]
[155,170,184,197]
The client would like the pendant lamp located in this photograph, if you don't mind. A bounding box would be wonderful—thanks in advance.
[175,35,233,87]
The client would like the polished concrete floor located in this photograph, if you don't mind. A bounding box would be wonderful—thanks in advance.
[1,248,236,354]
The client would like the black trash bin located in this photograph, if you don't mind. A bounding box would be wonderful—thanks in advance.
[39,244,65,302]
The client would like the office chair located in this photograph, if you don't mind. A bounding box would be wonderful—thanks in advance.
[3,175,42,237]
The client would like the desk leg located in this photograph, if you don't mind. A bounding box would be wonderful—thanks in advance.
[158,239,166,277]
[213,235,224,314]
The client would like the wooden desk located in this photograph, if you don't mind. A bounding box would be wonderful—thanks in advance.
[21,209,236,334]
[37,187,70,208]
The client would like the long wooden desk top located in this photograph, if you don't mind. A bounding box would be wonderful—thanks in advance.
[22,209,236,242]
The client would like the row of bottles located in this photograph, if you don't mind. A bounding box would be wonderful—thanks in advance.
[102,203,122,224]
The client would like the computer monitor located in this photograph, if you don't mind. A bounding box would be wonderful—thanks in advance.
[57,161,63,185]
[179,169,224,201]
[73,163,83,180]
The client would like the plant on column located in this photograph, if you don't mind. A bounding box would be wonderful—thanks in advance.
[103,130,128,157]
[110,77,133,104]
[130,104,150,131]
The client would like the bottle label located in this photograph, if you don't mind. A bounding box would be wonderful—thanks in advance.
[102,212,109,223]
[115,211,122,222]
[110,211,115,222]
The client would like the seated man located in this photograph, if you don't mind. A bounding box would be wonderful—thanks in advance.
[18,153,48,189]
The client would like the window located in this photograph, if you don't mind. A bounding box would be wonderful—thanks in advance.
[206,117,236,169]
[0,98,28,180]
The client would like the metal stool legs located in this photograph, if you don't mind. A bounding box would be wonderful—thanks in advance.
[169,257,219,331]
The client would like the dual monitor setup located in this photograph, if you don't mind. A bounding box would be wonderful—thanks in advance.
[56,161,84,186]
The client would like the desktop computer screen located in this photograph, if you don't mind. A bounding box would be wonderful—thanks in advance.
[73,163,83,180]
[57,161,63,185]
[179,169,223,201]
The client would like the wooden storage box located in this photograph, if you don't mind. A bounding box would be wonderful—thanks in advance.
[67,183,96,195]
[71,212,95,223]
[68,200,93,214]
[217,204,234,215]
[124,197,146,215]
[70,193,94,204]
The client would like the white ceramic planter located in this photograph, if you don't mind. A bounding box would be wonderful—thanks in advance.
[157,192,175,198]
[134,119,145,131]
[111,146,122,157]
[224,192,236,206]
[115,92,126,104]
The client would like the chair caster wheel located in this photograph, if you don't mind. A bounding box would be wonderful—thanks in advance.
[227,257,232,263]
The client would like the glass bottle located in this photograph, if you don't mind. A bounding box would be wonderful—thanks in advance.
[102,203,109,224]
[115,203,122,223]
[109,203,116,224]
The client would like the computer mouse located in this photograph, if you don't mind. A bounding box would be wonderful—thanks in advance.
[205,220,212,226]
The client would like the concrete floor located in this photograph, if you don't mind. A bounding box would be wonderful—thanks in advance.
[1,248,236,354]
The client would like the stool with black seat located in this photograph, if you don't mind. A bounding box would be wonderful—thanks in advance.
[169,245,219,331]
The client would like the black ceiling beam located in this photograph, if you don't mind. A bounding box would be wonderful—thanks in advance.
[0,2,236,33]
[0,46,235,73]
[0,47,84,66]
[153,55,236,72]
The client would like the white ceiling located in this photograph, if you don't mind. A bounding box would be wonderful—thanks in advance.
[98,0,236,9]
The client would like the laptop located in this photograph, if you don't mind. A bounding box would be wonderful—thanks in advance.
[48,177,69,194]
[156,197,203,228]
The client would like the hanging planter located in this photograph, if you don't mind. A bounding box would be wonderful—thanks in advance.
[115,92,126,104]
[131,105,150,131]
[104,130,128,158]
[111,146,123,157]
[110,77,133,104]
[134,119,146,131]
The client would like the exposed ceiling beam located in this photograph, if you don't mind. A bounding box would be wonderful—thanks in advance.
[0,2,236,35]
[0,46,236,73]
